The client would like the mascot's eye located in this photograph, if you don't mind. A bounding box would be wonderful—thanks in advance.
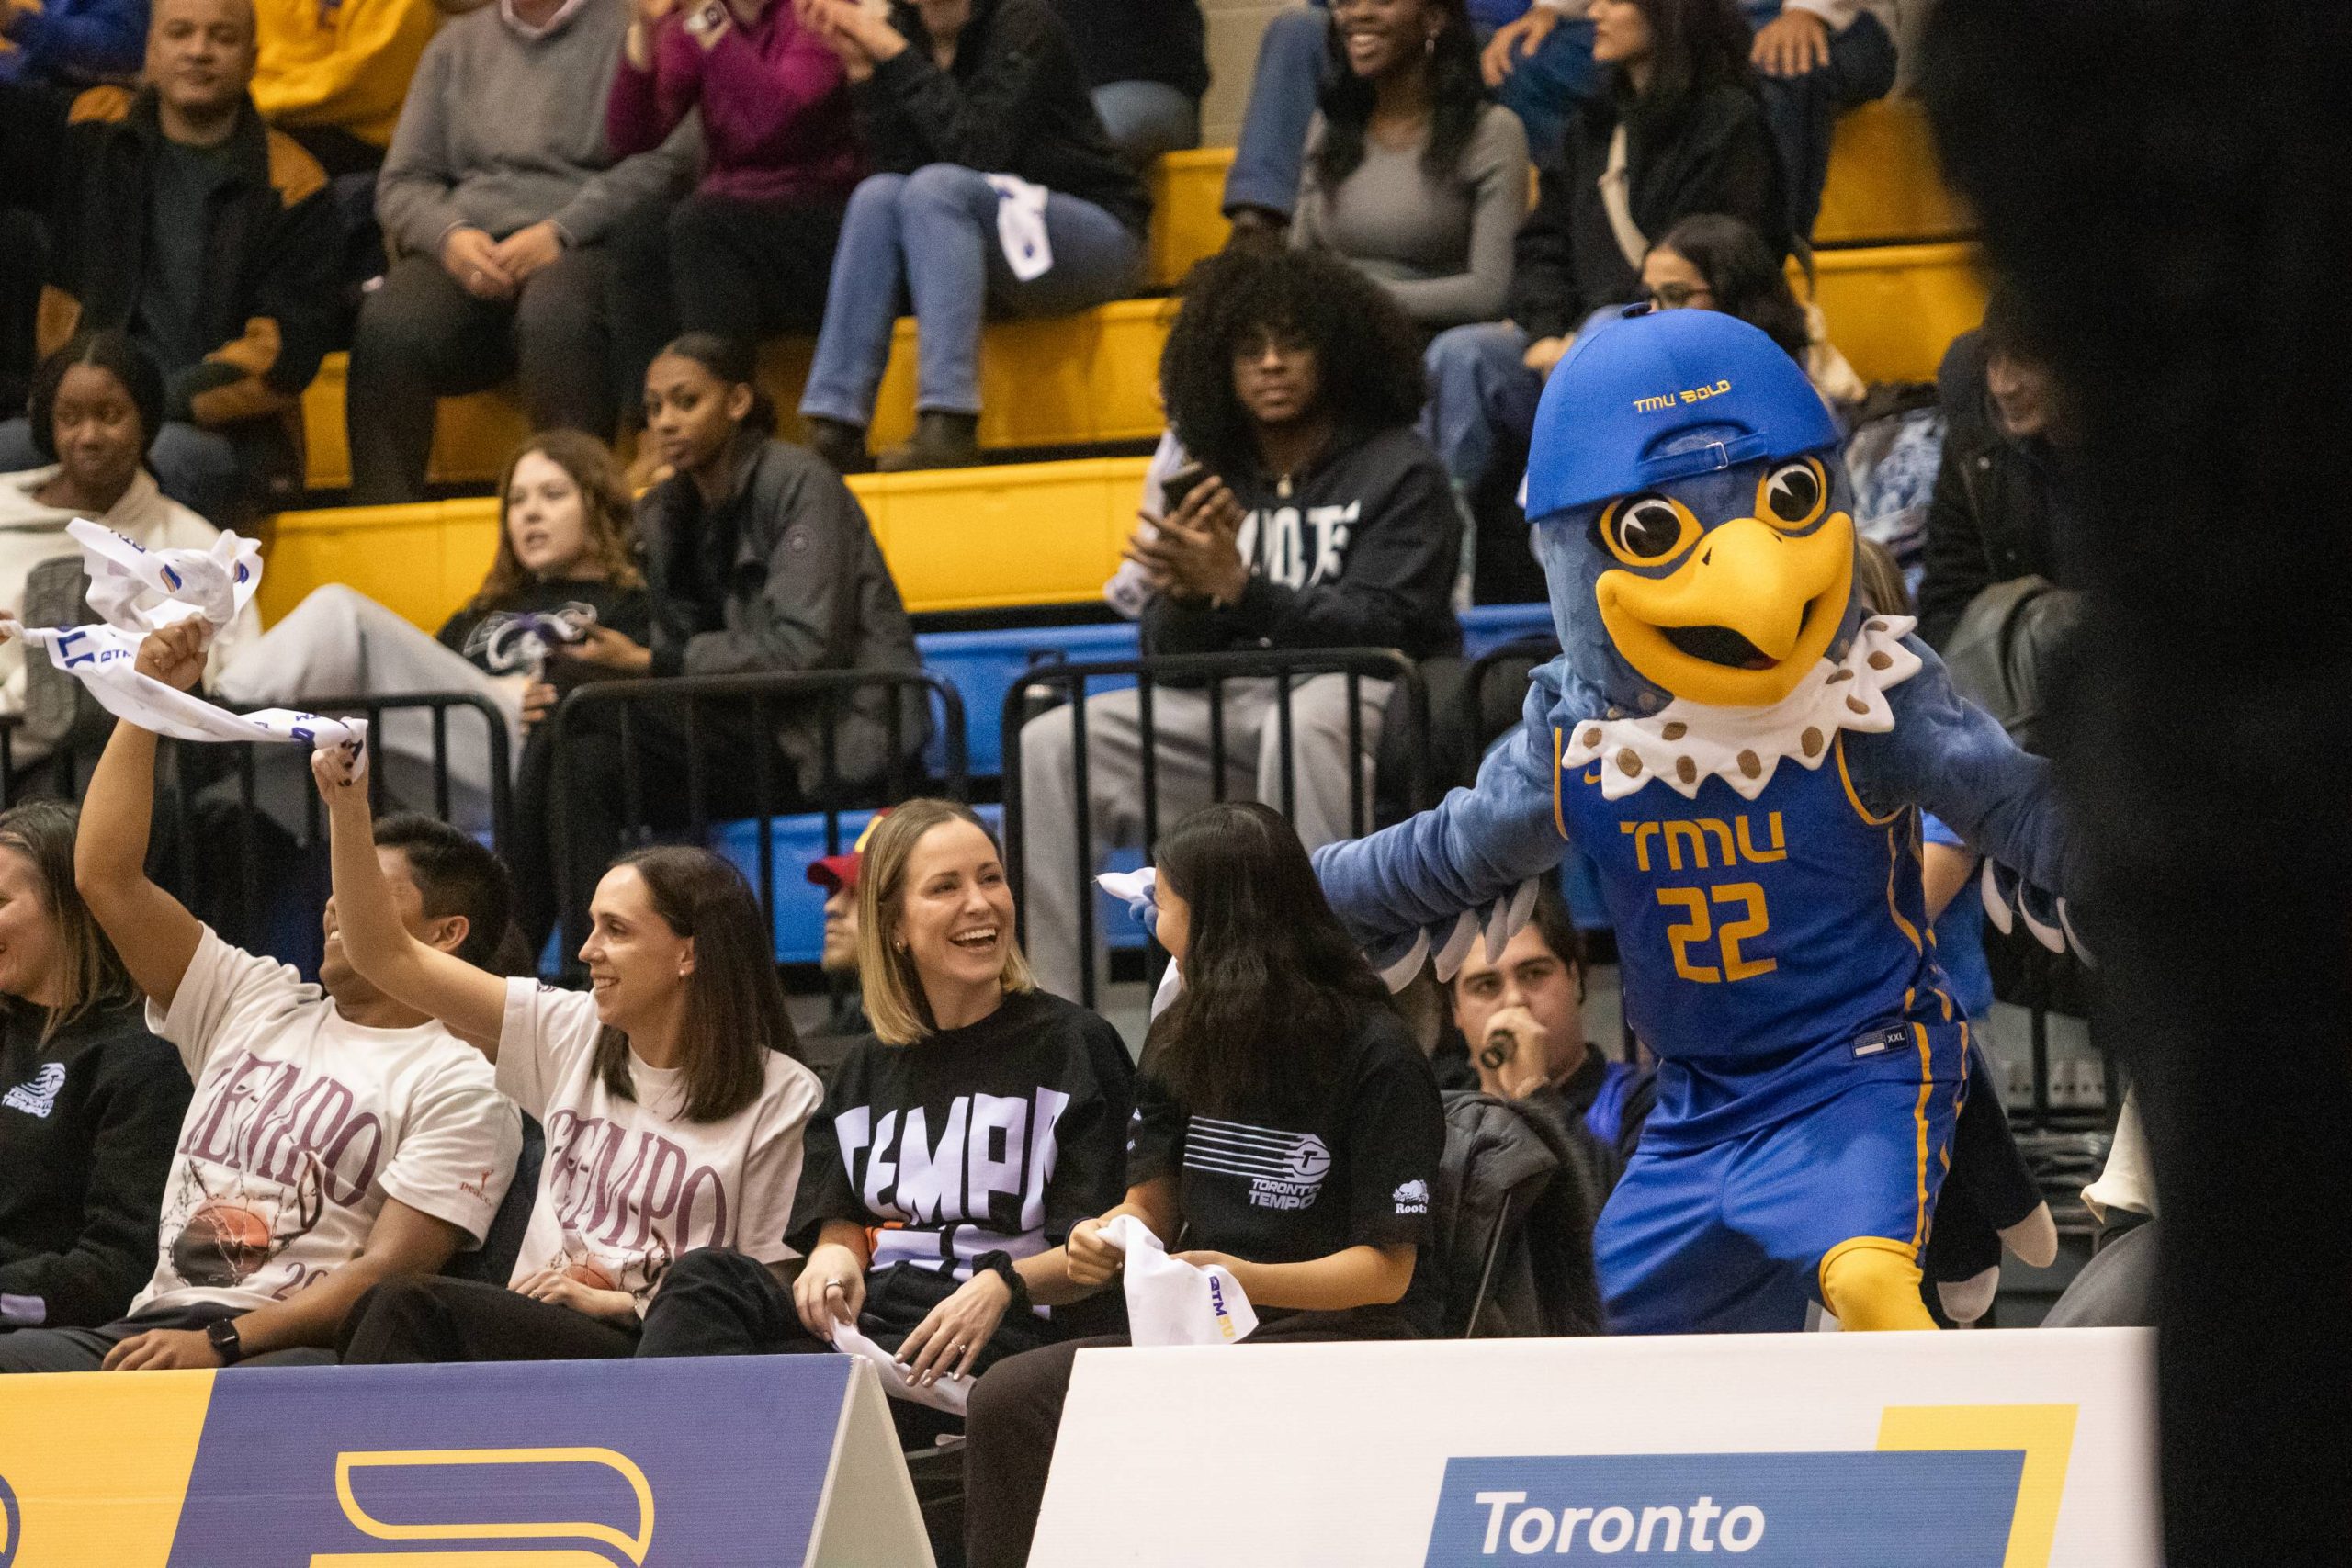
[1611,497,1689,561]
[1759,459,1826,527]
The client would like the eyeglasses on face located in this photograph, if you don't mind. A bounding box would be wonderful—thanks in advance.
[1646,283,1714,310]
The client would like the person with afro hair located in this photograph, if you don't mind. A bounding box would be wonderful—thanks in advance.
[1022,244,1462,1002]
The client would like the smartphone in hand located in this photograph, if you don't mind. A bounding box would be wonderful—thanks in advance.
[1159,462,1207,519]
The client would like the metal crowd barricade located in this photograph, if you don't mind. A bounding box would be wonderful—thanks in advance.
[1000,647,1430,1010]
[0,691,513,939]
[548,670,967,953]
[1462,632,1562,785]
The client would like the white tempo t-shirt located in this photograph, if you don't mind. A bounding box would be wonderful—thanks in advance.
[130,928,521,1316]
[498,980,822,1312]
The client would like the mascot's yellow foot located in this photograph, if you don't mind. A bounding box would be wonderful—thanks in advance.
[1820,1237,1938,1330]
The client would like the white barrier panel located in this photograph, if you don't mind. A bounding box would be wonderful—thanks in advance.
[1031,1327,2154,1567]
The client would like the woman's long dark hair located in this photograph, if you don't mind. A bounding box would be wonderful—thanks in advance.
[591,847,801,1122]
[1618,0,1758,129]
[1656,213,1809,361]
[1312,0,1487,191]
[1159,246,1426,479]
[1142,803,1396,1120]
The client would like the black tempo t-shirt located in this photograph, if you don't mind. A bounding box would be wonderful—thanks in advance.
[1128,1011,1446,1337]
[790,988,1134,1286]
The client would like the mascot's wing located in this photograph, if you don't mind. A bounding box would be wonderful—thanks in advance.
[1845,636,2089,959]
[1312,666,1574,987]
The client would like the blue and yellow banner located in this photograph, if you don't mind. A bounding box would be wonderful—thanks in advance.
[1423,1404,2077,1568]
[0,1356,853,1567]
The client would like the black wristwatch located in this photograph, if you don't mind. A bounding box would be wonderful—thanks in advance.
[206,1316,245,1366]
[974,1250,1031,1314]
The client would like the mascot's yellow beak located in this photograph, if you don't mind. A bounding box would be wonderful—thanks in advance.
[1597,511,1856,707]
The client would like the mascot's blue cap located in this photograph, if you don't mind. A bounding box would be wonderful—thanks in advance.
[1523,306,1841,522]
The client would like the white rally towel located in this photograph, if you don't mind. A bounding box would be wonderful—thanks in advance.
[1100,1214,1258,1347]
[5,521,367,768]
[830,1320,971,1416]
[986,175,1054,282]
[1097,867,1184,1018]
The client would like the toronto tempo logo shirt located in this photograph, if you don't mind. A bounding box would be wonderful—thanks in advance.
[497,981,824,1311]
[792,989,1135,1290]
[133,930,521,1315]
[1126,1010,1447,1337]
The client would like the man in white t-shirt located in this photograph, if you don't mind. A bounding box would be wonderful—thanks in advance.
[0,622,523,1372]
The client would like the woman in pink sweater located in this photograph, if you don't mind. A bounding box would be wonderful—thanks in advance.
[605,0,865,402]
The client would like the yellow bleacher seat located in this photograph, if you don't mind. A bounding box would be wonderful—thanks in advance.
[267,244,1981,626]
[298,120,1975,495]
[1806,242,1986,384]
[260,456,1153,632]
[1810,99,1974,248]
[1149,148,1233,288]
[305,301,1176,492]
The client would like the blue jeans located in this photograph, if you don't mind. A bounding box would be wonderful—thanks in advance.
[1419,321,1542,492]
[1222,6,1599,218]
[799,164,1146,425]
[0,415,263,526]
[1092,80,1201,168]
[1747,1,1899,241]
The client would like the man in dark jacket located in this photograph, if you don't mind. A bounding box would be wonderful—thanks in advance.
[1916,300,2084,649]
[1442,881,1654,1198]
[0,0,338,525]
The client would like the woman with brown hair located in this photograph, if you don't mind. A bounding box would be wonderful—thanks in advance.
[312,754,826,1363]
[590,799,1134,1438]
[0,801,193,1336]
[217,429,651,835]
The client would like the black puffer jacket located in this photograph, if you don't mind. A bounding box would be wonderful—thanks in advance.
[1433,1091,1605,1338]
[637,438,928,795]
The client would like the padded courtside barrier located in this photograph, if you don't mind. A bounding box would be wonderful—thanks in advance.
[0,1355,933,1566]
[1461,602,1555,658]
[918,622,1141,776]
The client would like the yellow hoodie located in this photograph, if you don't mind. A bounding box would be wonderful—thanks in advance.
[250,0,444,149]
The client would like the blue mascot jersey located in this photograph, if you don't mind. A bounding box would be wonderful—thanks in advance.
[1557,728,1968,1154]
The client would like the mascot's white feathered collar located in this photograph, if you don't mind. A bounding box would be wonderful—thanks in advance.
[1559,615,1921,803]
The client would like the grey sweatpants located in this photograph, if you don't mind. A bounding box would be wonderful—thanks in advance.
[1017,673,1386,1000]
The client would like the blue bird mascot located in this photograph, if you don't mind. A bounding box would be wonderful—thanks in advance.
[1313,307,2076,1333]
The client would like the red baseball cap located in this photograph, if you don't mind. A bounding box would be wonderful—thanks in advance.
[806,810,890,894]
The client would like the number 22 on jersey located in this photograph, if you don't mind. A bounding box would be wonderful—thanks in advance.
[1656,882,1777,984]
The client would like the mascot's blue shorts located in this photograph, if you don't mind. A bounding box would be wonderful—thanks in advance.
[1597,1066,1966,1334]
